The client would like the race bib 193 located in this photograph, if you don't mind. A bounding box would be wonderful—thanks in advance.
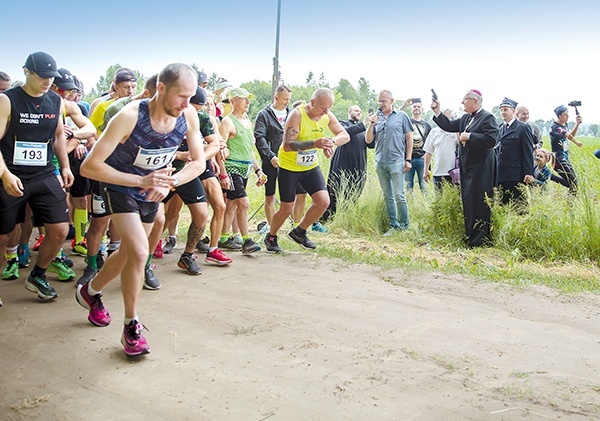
[13,141,48,166]
[133,146,177,170]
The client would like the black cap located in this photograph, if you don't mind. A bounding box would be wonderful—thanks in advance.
[197,70,208,85]
[499,97,518,109]
[114,68,137,84]
[73,75,84,94]
[23,51,61,78]
[190,86,207,105]
[53,68,78,91]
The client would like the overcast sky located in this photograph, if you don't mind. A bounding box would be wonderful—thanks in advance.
[3,0,600,122]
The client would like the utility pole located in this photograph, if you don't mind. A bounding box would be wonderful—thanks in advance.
[271,0,282,95]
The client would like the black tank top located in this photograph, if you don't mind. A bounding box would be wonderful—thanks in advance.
[1,87,61,181]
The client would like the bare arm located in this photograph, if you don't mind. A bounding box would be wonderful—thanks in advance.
[328,112,350,147]
[0,94,23,196]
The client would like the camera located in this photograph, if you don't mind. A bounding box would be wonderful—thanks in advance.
[368,108,374,114]
[568,100,582,116]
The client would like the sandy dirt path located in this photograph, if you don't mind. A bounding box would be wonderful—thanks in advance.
[1,248,599,420]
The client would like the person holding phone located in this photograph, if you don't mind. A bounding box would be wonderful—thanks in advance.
[365,90,414,235]
[431,89,499,248]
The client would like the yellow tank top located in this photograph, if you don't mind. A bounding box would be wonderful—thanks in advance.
[278,105,330,172]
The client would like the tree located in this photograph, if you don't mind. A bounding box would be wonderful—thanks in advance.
[240,80,273,121]
[335,78,358,103]
[590,124,598,137]
[357,77,376,113]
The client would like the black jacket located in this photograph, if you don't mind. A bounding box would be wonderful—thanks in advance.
[497,120,535,183]
[254,105,288,163]
[433,109,499,247]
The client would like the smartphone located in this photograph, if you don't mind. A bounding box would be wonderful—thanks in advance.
[431,89,438,101]
[368,108,374,114]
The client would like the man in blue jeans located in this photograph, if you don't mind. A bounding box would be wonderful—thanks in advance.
[366,90,413,235]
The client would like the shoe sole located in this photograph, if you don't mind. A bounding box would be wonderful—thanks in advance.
[143,282,161,290]
[242,247,261,254]
[2,275,18,280]
[177,260,202,275]
[72,250,87,257]
[122,343,151,357]
[205,257,232,265]
[287,233,316,250]
[25,279,57,300]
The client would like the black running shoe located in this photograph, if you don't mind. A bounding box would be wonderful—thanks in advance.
[287,229,316,250]
[264,234,282,253]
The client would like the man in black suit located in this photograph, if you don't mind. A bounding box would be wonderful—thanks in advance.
[323,105,372,220]
[497,97,535,206]
[431,89,499,247]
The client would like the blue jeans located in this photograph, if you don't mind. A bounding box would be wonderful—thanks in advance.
[375,160,409,229]
[405,156,428,194]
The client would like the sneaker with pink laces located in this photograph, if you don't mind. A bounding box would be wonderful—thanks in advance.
[76,283,111,327]
[121,320,150,357]
[205,248,233,265]
[153,240,164,259]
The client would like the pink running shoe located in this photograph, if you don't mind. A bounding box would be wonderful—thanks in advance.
[205,248,233,265]
[121,320,150,357]
[153,240,164,259]
[76,283,111,327]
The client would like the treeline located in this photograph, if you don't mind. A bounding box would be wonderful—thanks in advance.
[84,65,597,136]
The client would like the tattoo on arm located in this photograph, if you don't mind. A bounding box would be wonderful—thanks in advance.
[285,127,315,151]
[186,220,204,250]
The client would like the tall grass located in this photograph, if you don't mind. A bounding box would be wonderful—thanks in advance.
[235,138,600,290]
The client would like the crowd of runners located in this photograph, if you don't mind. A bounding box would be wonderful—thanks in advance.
[0,51,584,357]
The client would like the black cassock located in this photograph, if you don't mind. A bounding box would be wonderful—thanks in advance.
[433,110,499,247]
[324,119,372,219]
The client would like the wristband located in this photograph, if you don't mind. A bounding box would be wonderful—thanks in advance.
[255,168,263,175]
[219,173,228,180]
[405,159,412,163]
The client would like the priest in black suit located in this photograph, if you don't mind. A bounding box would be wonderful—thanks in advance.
[323,105,373,220]
[497,97,535,205]
[431,89,499,247]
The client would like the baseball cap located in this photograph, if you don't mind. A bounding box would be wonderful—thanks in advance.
[114,68,137,84]
[215,77,232,92]
[554,105,568,117]
[190,86,207,105]
[197,70,208,85]
[53,68,79,91]
[228,87,255,100]
[23,51,61,78]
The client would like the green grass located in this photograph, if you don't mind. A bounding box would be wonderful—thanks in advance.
[179,137,600,293]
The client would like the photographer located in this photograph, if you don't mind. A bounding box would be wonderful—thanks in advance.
[550,105,582,194]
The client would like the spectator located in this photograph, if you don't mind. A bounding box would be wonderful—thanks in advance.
[424,109,460,190]
[366,90,413,234]
[550,105,582,194]
[432,89,499,247]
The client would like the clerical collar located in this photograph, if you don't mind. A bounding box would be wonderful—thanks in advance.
[471,108,482,117]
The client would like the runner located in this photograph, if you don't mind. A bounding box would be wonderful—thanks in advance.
[264,88,348,252]
[0,51,74,301]
[76,63,205,356]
